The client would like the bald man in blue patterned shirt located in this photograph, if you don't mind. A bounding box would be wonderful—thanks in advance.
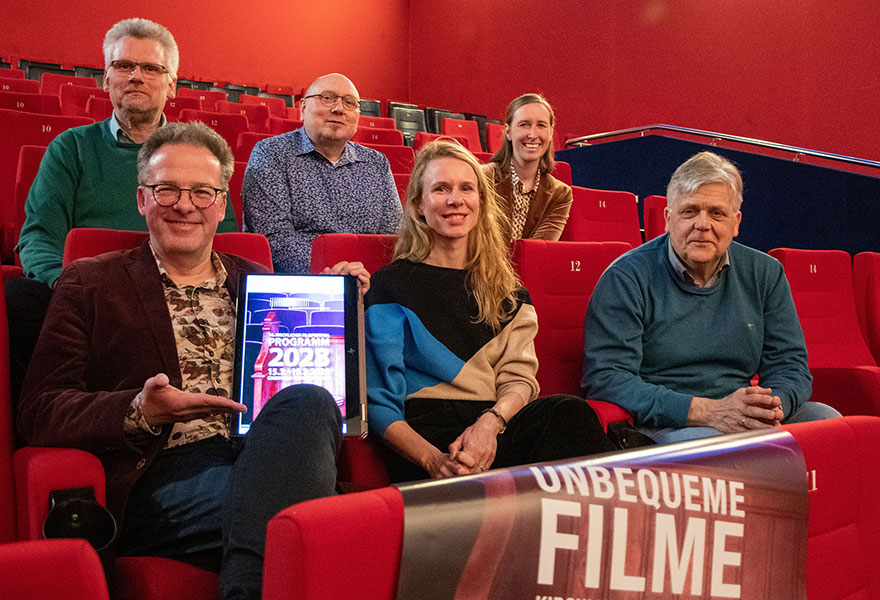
[242,73,402,273]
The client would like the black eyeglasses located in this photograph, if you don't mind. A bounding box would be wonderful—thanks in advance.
[144,184,225,208]
[109,60,169,78]
[303,92,360,112]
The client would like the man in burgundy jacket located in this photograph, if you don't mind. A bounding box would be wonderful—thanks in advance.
[16,122,358,600]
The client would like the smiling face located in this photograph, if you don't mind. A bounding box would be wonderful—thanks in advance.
[417,156,481,248]
[505,102,552,167]
[301,74,360,151]
[665,181,742,279]
[137,143,227,268]
[103,36,175,120]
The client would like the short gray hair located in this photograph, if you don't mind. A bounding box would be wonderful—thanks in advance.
[103,18,179,79]
[666,151,744,211]
[137,122,234,189]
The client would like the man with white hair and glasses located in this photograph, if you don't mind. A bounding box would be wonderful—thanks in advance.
[582,151,840,444]
[242,73,401,274]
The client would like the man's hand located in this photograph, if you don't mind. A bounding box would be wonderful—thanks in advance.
[320,261,371,295]
[140,373,246,426]
[449,412,502,474]
[688,386,784,433]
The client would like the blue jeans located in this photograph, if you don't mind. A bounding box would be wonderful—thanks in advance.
[118,384,342,600]
[638,401,842,445]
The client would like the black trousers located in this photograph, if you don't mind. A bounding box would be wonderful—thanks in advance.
[383,394,616,483]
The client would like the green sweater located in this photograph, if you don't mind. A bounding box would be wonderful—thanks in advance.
[18,119,238,286]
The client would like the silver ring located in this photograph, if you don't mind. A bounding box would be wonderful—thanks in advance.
[478,466,486,472]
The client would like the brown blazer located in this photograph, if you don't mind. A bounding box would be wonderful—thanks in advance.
[17,240,270,523]
[484,162,573,242]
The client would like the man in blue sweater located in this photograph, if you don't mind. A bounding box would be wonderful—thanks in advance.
[582,151,839,444]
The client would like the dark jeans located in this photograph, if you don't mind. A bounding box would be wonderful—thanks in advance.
[384,394,616,483]
[118,384,342,600]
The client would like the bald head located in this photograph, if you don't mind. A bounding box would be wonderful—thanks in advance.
[301,73,361,162]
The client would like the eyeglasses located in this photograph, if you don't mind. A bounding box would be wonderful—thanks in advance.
[109,60,169,78]
[144,184,225,208]
[303,92,360,112]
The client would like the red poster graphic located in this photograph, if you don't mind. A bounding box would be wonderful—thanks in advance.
[395,430,807,600]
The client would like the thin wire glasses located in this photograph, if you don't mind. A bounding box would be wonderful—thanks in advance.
[143,184,224,208]
[303,92,360,111]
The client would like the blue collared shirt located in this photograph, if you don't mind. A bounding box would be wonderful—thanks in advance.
[108,112,167,144]
[241,128,402,273]
[667,238,730,288]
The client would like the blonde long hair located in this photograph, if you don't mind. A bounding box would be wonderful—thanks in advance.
[395,139,520,331]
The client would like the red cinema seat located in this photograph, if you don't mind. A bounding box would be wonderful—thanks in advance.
[268,117,303,135]
[486,122,504,153]
[216,100,269,133]
[551,160,572,185]
[235,131,272,163]
[62,228,272,270]
[642,194,667,241]
[560,185,641,246]
[163,96,202,121]
[393,173,409,205]
[228,160,247,229]
[59,85,109,117]
[0,109,92,240]
[0,68,25,79]
[0,76,40,94]
[769,248,880,416]
[412,131,471,151]
[179,109,249,152]
[854,252,880,365]
[0,278,16,544]
[472,151,493,163]
[0,91,61,115]
[512,239,633,428]
[0,539,110,600]
[358,115,395,129]
[13,145,48,263]
[84,96,113,121]
[352,126,404,146]
[360,143,414,174]
[553,128,565,151]
[175,87,226,111]
[440,118,482,152]
[39,72,96,96]
[284,106,300,120]
[239,93,286,117]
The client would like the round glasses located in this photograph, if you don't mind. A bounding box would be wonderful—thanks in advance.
[109,60,169,79]
[303,92,360,112]
[144,184,224,208]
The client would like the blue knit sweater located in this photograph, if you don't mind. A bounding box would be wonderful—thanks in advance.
[582,234,811,427]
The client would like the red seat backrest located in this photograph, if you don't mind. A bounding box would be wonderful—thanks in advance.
[0,109,92,224]
[14,144,48,241]
[0,77,40,94]
[234,131,272,163]
[178,109,249,151]
[358,115,395,129]
[0,539,110,599]
[854,252,880,365]
[769,248,876,368]
[0,91,61,115]
[0,273,16,543]
[512,239,631,396]
[440,118,482,152]
[486,122,504,153]
[561,185,641,246]
[59,85,109,117]
[393,173,409,205]
[62,228,273,271]
[412,131,470,151]
[163,96,202,121]
[471,151,493,163]
[360,143,415,174]
[551,160,572,185]
[642,194,667,241]
[0,69,25,79]
[239,93,286,117]
[216,101,269,133]
[84,96,113,121]
[309,233,396,275]
[228,160,247,229]
[351,126,404,146]
[39,73,96,96]
[268,117,303,135]
[174,88,226,111]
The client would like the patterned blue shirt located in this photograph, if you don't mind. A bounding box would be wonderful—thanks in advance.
[241,128,402,273]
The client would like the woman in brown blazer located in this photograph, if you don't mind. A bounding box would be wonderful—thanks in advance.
[484,93,572,242]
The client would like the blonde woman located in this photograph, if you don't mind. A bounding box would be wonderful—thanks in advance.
[365,140,612,482]
[484,93,572,242]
